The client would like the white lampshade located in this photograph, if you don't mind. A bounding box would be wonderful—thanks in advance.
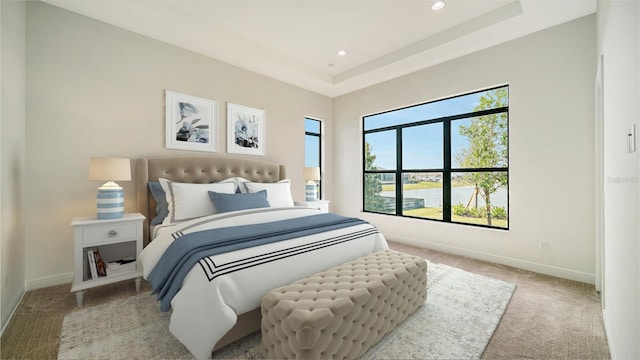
[89,158,131,220]
[89,158,131,183]
[303,167,321,181]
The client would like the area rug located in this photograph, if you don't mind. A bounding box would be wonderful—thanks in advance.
[58,262,515,359]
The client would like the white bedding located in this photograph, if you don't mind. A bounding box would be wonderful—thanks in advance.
[149,222,183,240]
[140,207,388,360]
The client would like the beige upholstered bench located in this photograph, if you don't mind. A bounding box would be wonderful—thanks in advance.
[261,249,427,360]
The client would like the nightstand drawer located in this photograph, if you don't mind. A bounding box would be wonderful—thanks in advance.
[82,222,137,246]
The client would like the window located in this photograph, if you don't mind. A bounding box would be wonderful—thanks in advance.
[363,85,509,229]
[305,118,322,198]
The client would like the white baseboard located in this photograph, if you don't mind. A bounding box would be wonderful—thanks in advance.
[26,272,73,291]
[388,235,596,284]
[2,273,73,336]
[1,290,25,336]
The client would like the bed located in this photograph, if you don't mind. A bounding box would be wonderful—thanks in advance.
[136,156,388,360]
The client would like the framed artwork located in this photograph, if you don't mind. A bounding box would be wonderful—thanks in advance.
[227,103,265,156]
[165,90,217,152]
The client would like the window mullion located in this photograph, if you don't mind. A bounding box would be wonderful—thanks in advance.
[443,120,452,222]
[396,128,403,216]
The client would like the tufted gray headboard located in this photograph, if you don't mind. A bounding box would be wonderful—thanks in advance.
[136,156,286,245]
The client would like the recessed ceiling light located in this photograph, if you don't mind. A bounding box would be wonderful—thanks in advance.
[337,50,347,56]
[431,0,446,11]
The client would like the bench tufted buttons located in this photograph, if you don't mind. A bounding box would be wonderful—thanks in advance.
[261,249,427,360]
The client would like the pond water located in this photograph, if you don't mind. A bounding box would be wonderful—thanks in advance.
[381,186,508,209]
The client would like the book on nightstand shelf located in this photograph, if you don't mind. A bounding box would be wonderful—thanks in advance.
[83,249,90,281]
[93,248,107,277]
[87,249,98,280]
[106,257,136,276]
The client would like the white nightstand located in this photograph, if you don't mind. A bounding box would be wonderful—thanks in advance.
[70,213,145,306]
[294,200,330,213]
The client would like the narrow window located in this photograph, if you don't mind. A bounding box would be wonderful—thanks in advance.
[305,118,322,198]
[363,86,509,229]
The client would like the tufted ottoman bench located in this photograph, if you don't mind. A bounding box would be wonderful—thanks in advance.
[261,249,427,360]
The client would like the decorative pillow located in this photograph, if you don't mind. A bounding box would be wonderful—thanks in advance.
[243,179,294,208]
[148,181,169,225]
[159,178,236,224]
[218,176,251,193]
[208,190,270,214]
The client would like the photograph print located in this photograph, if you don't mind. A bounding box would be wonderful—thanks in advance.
[165,90,217,152]
[227,103,265,156]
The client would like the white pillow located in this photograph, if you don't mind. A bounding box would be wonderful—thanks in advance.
[243,179,294,208]
[159,178,236,224]
[218,176,250,193]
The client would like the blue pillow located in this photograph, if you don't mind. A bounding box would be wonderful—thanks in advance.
[208,190,270,214]
[148,181,169,225]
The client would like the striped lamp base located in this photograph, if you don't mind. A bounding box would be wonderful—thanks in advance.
[96,188,124,219]
[305,182,317,202]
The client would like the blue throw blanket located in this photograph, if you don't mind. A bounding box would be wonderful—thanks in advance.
[148,213,368,311]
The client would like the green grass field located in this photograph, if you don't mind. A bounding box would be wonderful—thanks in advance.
[402,207,508,228]
[378,180,507,228]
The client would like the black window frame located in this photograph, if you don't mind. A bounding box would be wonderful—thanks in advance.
[305,117,322,199]
[362,85,509,230]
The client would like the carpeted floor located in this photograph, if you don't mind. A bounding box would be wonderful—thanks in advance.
[56,262,515,359]
[1,241,610,359]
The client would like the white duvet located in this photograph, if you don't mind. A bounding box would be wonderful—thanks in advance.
[139,207,388,360]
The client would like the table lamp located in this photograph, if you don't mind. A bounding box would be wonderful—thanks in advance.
[303,167,321,201]
[89,157,131,219]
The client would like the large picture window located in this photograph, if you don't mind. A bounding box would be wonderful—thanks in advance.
[363,85,509,229]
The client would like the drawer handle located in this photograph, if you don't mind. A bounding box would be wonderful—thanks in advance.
[107,230,118,237]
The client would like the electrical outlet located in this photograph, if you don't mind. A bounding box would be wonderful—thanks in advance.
[540,241,550,251]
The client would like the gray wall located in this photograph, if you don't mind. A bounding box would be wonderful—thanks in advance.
[333,15,597,283]
[24,1,332,288]
[1,0,27,330]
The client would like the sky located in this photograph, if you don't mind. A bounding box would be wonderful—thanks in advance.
[365,119,480,169]
[305,118,320,167]
[364,87,507,170]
